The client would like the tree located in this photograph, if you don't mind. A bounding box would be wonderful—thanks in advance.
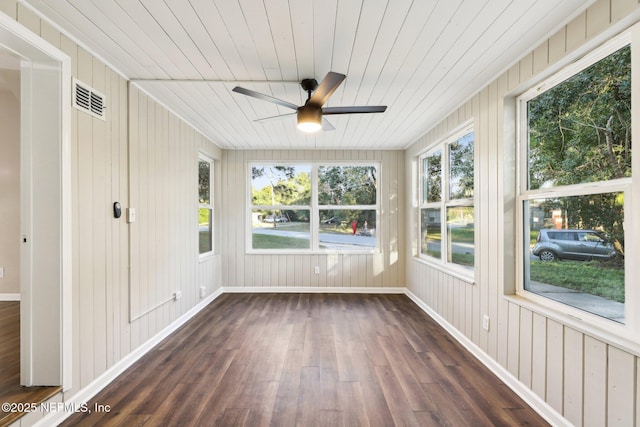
[318,166,377,229]
[251,165,311,225]
[251,166,310,206]
[449,133,474,199]
[424,152,442,203]
[528,46,631,189]
[318,166,377,205]
[527,45,630,247]
[198,160,210,204]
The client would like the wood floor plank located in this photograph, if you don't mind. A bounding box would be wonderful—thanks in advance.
[378,333,437,412]
[336,381,370,426]
[61,294,549,427]
[374,364,422,426]
[419,352,497,426]
[270,348,303,426]
[0,302,61,427]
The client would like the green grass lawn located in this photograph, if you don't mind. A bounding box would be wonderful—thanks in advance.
[254,222,309,232]
[451,253,474,267]
[252,233,309,249]
[530,260,624,303]
[450,226,474,243]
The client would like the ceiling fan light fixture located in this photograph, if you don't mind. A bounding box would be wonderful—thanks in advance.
[233,72,386,132]
[297,106,322,133]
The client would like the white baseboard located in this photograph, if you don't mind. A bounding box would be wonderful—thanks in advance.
[36,288,224,427]
[404,289,570,427]
[0,293,20,301]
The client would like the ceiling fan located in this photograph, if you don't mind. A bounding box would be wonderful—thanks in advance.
[232,72,387,133]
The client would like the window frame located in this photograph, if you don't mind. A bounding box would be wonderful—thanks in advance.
[247,161,381,254]
[198,154,214,257]
[515,30,638,340]
[417,122,475,280]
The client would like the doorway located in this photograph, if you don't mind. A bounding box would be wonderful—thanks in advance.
[0,12,71,391]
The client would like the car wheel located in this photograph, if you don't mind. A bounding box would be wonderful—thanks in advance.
[538,250,557,261]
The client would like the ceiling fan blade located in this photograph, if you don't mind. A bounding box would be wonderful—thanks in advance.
[232,86,299,110]
[321,117,335,131]
[308,72,346,107]
[253,112,296,123]
[322,105,387,115]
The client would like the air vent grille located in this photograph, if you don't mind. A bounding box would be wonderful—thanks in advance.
[73,78,105,120]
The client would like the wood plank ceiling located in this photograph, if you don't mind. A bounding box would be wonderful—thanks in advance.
[24,0,595,150]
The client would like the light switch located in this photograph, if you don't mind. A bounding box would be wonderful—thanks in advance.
[0,268,4,278]
[127,207,136,223]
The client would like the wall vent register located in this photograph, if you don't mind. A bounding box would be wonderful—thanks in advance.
[72,78,106,120]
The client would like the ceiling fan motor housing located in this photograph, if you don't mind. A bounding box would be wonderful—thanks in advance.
[297,105,322,132]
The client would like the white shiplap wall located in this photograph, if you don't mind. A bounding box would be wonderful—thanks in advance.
[128,84,222,332]
[1,2,222,419]
[405,1,640,425]
[221,149,405,289]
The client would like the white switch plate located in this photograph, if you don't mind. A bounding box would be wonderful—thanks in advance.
[314,266,320,275]
[482,315,490,331]
[127,207,136,223]
[0,267,4,278]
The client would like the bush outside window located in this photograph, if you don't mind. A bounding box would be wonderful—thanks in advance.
[250,163,379,252]
[518,35,632,325]
[418,124,475,275]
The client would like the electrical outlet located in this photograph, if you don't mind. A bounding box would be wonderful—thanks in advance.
[173,290,182,300]
[199,286,206,298]
[482,315,490,332]
[314,266,320,275]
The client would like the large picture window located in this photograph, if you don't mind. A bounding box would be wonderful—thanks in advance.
[250,165,312,250]
[198,155,214,255]
[518,34,633,326]
[249,163,379,252]
[418,124,475,275]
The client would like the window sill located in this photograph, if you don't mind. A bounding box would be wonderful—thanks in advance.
[412,256,475,285]
[198,252,215,262]
[246,249,382,256]
[505,293,640,357]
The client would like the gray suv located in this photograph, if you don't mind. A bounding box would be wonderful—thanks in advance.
[532,229,617,261]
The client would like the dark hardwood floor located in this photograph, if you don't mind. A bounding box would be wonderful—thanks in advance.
[63,294,548,426]
[0,302,61,427]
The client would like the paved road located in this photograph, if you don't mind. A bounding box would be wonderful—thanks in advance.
[425,241,475,255]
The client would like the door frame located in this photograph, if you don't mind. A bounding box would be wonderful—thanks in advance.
[0,11,72,389]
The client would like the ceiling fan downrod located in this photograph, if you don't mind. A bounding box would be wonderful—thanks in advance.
[300,78,318,104]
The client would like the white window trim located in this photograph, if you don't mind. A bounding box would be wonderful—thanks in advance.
[198,154,214,258]
[514,28,639,343]
[417,121,475,281]
[247,161,381,254]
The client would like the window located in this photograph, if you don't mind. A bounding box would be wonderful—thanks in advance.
[518,34,633,326]
[250,164,312,250]
[198,155,213,255]
[249,163,379,252]
[418,124,475,275]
